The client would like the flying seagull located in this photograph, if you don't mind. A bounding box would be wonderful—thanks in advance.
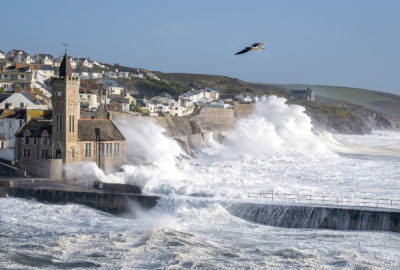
[235,42,266,55]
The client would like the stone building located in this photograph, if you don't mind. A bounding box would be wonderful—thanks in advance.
[15,52,126,179]
[290,88,315,101]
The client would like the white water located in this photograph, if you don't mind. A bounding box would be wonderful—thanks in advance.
[1,96,400,269]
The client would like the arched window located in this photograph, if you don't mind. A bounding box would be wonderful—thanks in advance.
[56,149,61,159]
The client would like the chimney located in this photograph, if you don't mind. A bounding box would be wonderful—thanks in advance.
[25,110,31,123]
[15,62,25,69]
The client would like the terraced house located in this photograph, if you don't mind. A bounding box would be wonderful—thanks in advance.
[0,64,32,92]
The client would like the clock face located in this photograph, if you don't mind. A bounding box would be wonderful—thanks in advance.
[69,90,75,98]
[57,90,62,97]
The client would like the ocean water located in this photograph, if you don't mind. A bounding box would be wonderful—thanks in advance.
[1,96,400,269]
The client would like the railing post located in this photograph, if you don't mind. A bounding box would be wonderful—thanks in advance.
[336,196,338,206]
[271,193,274,201]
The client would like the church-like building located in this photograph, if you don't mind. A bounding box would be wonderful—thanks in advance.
[15,52,126,179]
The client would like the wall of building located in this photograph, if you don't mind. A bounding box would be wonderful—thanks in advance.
[21,158,62,179]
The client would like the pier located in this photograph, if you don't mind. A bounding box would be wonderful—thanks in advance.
[1,179,400,232]
[0,178,159,214]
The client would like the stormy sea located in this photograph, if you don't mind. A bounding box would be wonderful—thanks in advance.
[1,96,399,269]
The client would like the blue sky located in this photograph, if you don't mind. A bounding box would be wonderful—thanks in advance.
[2,0,400,94]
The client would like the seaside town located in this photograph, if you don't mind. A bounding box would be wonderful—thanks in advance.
[0,48,315,179]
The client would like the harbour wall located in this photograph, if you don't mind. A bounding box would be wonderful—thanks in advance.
[227,202,400,233]
[110,102,255,151]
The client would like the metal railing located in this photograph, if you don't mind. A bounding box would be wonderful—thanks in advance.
[247,192,400,209]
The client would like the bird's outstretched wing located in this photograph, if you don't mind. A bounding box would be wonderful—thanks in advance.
[251,42,265,47]
[235,47,252,55]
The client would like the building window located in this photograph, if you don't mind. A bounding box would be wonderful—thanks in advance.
[20,102,24,108]
[84,143,91,157]
[105,143,112,157]
[108,143,112,156]
[43,136,48,145]
[72,148,75,159]
[99,143,104,156]
[34,138,37,144]
[114,143,119,156]
[41,149,48,159]
[25,137,29,144]
[23,148,30,158]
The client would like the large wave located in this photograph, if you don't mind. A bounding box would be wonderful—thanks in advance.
[212,96,332,158]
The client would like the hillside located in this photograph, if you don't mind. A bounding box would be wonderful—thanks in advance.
[155,72,289,97]
[149,72,399,133]
[278,84,400,120]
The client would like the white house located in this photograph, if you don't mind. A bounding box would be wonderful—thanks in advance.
[77,57,93,69]
[80,92,99,109]
[88,72,103,79]
[98,79,124,95]
[34,66,55,80]
[0,92,48,110]
[12,51,34,65]
[132,73,145,79]
[93,61,106,68]
[118,71,131,78]
[0,110,25,160]
[31,81,52,98]
[104,71,118,78]
[33,53,54,66]
[0,50,5,60]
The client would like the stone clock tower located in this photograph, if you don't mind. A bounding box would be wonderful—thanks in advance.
[51,52,80,164]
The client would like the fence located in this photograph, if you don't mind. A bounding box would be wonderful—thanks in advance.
[247,192,400,209]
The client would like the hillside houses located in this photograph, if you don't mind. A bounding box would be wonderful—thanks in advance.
[97,79,124,95]
[33,53,54,66]
[0,64,32,92]
[179,87,219,104]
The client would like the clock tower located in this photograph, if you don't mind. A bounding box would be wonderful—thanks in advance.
[51,52,80,164]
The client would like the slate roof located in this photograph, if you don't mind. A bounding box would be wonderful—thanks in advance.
[20,92,37,103]
[0,94,12,103]
[0,109,26,119]
[36,53,54,59]
[2,66,30,72]
[15,118,125,141]
[111,98,129,104]
[98,79,121,87]
[78,119,125,141]
[290,89,312,95]
[39,65,55,71]
[15,120,52,137]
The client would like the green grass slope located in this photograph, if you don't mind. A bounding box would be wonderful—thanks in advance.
[280,84,400,120]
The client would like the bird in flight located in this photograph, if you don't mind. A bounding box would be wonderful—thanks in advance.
[235,42,266,55]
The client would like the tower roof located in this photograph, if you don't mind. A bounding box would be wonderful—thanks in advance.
[59,52,72,77]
